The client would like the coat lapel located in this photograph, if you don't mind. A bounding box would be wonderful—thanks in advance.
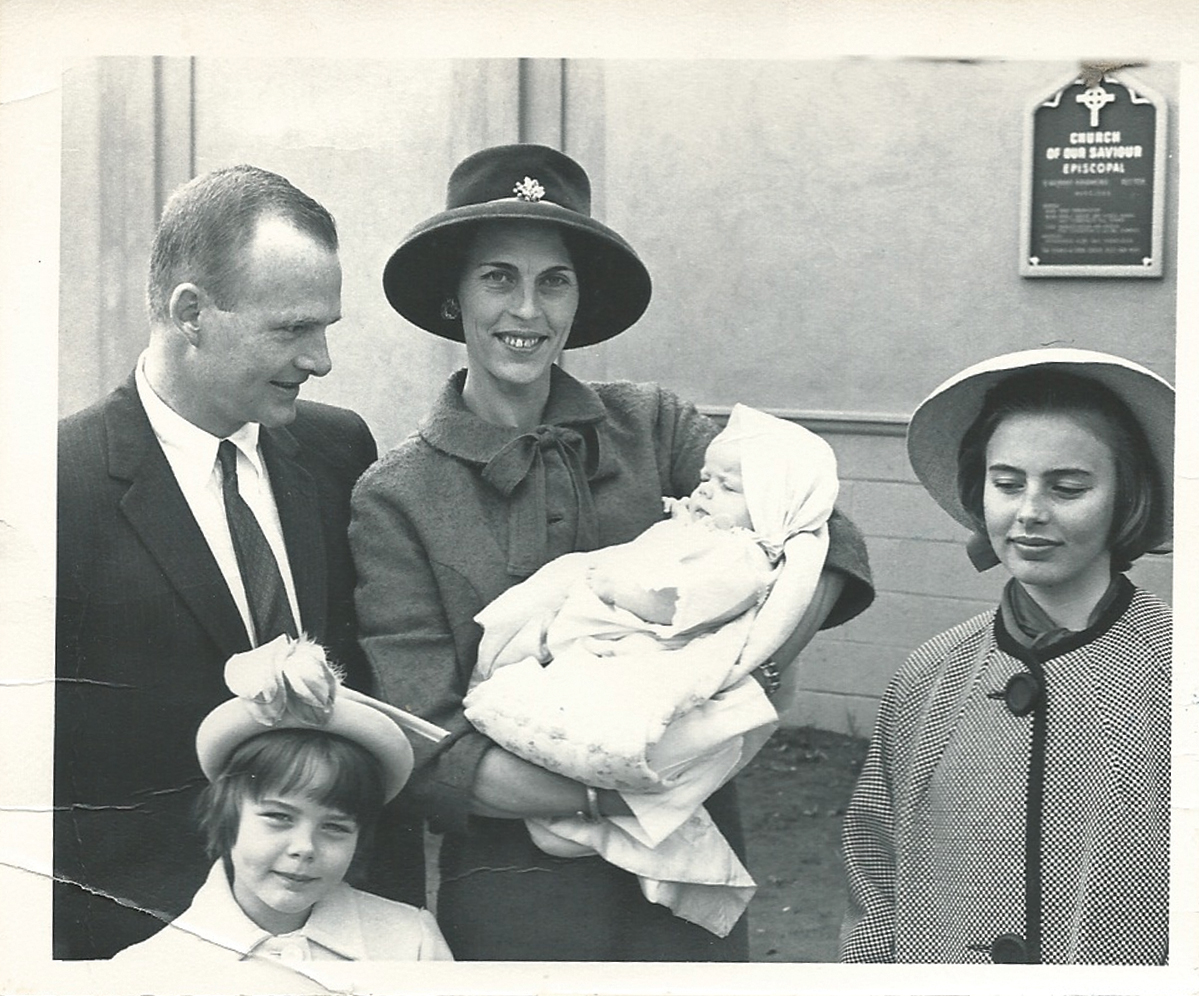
[105,376,251,658]
[260,424,328,640]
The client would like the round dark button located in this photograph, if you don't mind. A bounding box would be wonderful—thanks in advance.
[990,932,1029,963]
[1003,672,1041,717]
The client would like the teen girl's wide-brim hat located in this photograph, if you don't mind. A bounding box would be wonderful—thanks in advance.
[906,347,1175,552]
[382,143,652,348]
[196,636,424,802]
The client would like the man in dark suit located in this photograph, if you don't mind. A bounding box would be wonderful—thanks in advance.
[54,165,422,960]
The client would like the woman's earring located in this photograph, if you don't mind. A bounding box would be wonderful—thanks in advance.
[440,297,461,321]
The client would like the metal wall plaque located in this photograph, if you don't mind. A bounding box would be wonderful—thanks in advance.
[1020,72,1167,277]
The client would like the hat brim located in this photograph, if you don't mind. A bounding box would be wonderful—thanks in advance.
[906,348,1174,551]
[382,201,652,348]
[196,696,415,803]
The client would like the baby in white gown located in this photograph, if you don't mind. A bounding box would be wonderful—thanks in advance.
[462,404,840,936]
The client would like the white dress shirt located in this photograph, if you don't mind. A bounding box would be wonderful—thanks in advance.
[135,354,302,644]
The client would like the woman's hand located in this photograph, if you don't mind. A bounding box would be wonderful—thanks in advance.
[470,746,630,820]
[587,563,679,625]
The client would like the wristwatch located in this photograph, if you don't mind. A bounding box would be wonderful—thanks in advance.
[752,659,782,696]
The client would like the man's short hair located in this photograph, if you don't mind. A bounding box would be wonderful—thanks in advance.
[146,164,338,323]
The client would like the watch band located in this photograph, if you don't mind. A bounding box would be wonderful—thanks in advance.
[578,785,603,823]
[754,659,782,696]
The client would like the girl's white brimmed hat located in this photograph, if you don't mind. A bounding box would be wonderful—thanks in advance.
[196,637,415,802]
[382,143,652,348]
[906,347,1174,550]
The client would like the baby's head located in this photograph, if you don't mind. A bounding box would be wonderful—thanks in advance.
[198,728,385,935]
[195,637,413,934]
[688,405,839,559]
[689,433,753,530]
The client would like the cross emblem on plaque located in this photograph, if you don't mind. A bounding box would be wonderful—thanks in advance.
[1076,85,1116,127]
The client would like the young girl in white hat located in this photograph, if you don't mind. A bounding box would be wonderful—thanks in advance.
[112,637,453,968]
[840,348,1172,965]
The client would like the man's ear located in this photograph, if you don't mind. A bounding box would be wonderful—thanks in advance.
[168,283,204,345]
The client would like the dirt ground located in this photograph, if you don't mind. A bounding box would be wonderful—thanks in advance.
[738,726,870,962]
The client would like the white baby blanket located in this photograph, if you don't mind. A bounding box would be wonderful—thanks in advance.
[463,406,839,935]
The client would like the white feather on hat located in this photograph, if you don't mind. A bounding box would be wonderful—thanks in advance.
[195,636,447,802]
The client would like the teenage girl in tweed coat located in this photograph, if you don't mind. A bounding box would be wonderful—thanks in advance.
[349,144,874,961]
[840,349,1172,964]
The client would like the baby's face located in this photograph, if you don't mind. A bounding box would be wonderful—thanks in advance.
[690,435,753,529]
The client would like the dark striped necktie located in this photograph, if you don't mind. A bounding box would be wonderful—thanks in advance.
[217,440,297,645]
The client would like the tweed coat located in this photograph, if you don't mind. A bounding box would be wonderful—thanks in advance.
[54,374,423,960]
[350,366,874,960]
[839,577,1170,964]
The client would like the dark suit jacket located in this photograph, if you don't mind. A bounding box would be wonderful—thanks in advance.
[54,374,422,959]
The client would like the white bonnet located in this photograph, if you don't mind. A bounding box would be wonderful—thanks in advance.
[716,404,839,561]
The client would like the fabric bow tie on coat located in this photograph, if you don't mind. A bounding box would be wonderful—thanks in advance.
[481,424,600,578]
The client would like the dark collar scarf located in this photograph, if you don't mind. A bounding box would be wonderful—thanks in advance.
[418,366,617,577]
[998,575,1124,652]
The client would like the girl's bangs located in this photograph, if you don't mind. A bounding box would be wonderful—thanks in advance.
[238,731,383,820]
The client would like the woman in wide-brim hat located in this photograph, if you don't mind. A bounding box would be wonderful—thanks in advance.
[350,143,876,961]
[840,348,1173,965]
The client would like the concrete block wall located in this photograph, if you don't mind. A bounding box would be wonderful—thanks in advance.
[775,428,1175,738]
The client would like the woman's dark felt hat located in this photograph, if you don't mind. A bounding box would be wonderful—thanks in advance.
[382,144,652,348]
